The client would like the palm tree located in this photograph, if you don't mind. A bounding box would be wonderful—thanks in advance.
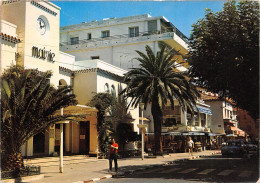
[1,65,77,176]
[121,45,199,155]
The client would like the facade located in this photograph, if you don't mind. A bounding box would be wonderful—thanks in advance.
[60,59,140,133]
[1,1,99,157]
[200,91,245,138]
[60,14,189,71]
[237,109,259,140]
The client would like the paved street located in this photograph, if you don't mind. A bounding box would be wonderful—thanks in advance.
[22,150,219,183]
[98,155,259,183]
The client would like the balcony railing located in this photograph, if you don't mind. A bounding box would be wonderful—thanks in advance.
[60,30,189,48]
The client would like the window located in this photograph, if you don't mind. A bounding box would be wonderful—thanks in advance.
[111,85,116,97]
[87,33,92,40]
[104,83,109,93]
[194,115,199,126]
[101,30,110,38]
[163,117,181,127]
[218,125,221,127]
[91,56,100,60]
[129,27,139,37]
[70,37,79,45]
[201,113,206,127]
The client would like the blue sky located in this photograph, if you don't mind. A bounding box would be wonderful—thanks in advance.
[52,1,224,37]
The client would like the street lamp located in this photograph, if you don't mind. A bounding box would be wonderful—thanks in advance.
[140,103,145,160]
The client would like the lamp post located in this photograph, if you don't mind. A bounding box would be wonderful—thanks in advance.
[59,108,64,173]
[140,103,145,160]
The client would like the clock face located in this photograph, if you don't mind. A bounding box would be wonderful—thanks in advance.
[37,18,46,35]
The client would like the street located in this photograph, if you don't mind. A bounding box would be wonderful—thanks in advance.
[98,155,259,183]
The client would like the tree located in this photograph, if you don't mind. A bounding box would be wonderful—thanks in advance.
[121,45,199,155]
[188,1,259,119]
[116,123,140,157]
[109,94,139,157]
[1,65,77,176]
[88,93,115,157]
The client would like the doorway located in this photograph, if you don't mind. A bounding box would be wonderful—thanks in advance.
[79,121,90,154]
[33,131,45,154]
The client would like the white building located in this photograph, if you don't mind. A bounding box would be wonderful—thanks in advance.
[60,59,140,133]
[60,14,189,71]
[200,91,244,137]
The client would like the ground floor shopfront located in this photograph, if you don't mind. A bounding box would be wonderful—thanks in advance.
[21,105,98,157]
[144,132,225,154]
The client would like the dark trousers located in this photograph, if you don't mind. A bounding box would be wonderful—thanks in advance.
[109,154,118,171]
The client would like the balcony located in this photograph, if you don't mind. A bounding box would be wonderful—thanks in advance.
[60,30,189,53]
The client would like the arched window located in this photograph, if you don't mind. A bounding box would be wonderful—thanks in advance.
[111,85,116,97]
[104,83,109,93]
[58,79,67,89]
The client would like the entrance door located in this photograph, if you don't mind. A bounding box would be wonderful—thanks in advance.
[79,121,90,154]
[33,131,45,154]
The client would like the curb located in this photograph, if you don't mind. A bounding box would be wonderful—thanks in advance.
[2,174,44,183]
[74,152,220,183]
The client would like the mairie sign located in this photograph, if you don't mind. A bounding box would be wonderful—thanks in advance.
[32,46,55,62]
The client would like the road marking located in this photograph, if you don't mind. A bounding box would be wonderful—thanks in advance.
[162,168,182,173]
[179,168,197,174]
[218,170,234,176]
[197,169,215,175]
[239,171,253,177]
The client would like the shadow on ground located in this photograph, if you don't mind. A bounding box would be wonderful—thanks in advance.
[111,155,259,183]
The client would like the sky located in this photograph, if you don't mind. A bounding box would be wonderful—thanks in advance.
[52,1,225,38]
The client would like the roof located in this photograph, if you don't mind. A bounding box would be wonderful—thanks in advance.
[55,105,98,115]
[59,66,124,81]
[0,32,21,44]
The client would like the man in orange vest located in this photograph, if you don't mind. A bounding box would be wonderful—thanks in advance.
[109,138,118,172]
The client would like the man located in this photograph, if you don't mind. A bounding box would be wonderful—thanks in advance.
[109,138,118,172]
[187,136,194,156]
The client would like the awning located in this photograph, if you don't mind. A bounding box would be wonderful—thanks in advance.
[193,105,212,115]
[226,134,237,137]
[207,132,216,136]
[182,132,205,136]
[145,132,182,135]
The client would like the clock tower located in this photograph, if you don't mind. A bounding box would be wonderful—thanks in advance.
[1,0,61,85]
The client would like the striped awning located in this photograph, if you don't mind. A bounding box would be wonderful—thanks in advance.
[193,105,212,115]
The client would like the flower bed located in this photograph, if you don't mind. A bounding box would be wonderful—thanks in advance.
[1,165,40,180]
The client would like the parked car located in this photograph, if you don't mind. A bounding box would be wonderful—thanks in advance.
[221,140,246,156]
[245,142,258,155]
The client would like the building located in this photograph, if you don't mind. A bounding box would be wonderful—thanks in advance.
[200,91,246,140]
[237,109,259,141]
[1,0,100,157]
[60,14,189,71]
[60,59,139,133]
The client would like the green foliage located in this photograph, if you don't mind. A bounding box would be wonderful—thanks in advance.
[88,93,115,155]
[1,65,77,173]
[188,1,259,119]
[121,44,199,154]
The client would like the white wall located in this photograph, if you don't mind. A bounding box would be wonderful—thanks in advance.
[205,101,225,134]
[0,20,18,73]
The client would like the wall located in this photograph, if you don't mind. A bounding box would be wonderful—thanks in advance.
[0,20,18,73]
[205,101,225,134]
[74,72,97,105]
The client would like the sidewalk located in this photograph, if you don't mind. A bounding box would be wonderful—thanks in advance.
[4,150,220,183]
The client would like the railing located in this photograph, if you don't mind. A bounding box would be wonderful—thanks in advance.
[1,165,41,180]
[60,30,189,47]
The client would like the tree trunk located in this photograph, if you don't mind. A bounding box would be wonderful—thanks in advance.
[151,98,163,156]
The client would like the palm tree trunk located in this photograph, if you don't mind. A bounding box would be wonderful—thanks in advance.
[151,98,163,155]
